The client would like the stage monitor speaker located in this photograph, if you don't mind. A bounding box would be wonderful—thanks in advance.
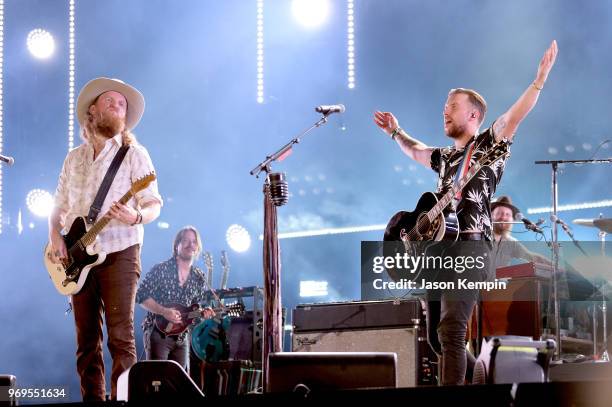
[267,352,397,393]
[472,336,555,384]
[117,360,204,402]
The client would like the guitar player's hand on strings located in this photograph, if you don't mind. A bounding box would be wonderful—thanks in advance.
[107,201,140,225]
[202,307,215,319]
[163,307,183,324]
[49,230,68,264]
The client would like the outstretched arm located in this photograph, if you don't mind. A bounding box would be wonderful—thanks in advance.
[493,40,558,142]
[373,111,434,168]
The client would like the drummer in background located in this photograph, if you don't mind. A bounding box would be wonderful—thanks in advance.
[136,225,214,371]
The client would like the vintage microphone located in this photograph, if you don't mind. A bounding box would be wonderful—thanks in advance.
[267,172,289,207]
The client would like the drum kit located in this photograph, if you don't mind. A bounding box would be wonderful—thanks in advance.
[572,216,611,362]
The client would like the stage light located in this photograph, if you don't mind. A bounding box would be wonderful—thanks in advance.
[26,189,54,218]
[528,199,612,215]
[226,224,251,253]
[299,280,328,297]
[68,0,76,149]
[157,221,170,229]
[259,223,387,240]
[256,0,264,103]
[347,0,355,89]
[27,29,55,59]
[292,0,330,28]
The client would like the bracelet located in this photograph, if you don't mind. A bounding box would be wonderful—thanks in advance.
[131,209,142,226]
[390,127,402,140]
[532,82,543,91]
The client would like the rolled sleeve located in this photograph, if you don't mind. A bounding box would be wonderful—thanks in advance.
[128,144,163,208]
[54,152,72,211]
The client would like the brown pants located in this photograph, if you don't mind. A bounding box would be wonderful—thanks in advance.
[72,244,141,401]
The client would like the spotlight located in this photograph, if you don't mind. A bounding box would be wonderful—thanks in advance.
[226,224,251,253]
[26,189,54,217]
[292,0,330,28]
[27,29,55,59]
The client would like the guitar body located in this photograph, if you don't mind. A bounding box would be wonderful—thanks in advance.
[383,192,459,282]
[384,192,459,243]
[44,216,106,296]
[154,303,203,336]
[191,316,231,363]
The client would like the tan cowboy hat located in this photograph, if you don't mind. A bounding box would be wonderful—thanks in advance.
[491,195,520,217]
[76,77,145,130]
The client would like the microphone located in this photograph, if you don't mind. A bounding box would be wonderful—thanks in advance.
[516,212,544,233]
[0,153,14,166]
[267,172,289,207]
[551,215,575,239]
[315,104,345,115]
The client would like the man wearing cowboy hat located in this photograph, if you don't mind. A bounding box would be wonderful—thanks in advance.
[491,195,550,267]
[48,77,162,401]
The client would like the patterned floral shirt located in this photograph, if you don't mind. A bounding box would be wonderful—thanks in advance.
[53,134,163,254]
[136,257,209,329]
[430,127,511,241]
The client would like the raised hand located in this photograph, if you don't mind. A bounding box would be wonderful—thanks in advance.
[374,111,399,136]
[535,40,558,87]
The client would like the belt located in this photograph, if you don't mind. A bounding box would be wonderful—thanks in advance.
[459,232,484,241]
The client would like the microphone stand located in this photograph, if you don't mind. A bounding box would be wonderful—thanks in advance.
[535,157,612,359]
[250,111,335,391]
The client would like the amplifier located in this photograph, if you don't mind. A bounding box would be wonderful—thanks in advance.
[293,299,422,332]
[291,299,436,387]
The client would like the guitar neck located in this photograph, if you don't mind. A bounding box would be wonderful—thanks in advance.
[80,189,135,247]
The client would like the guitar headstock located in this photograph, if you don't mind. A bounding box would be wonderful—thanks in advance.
[204,252,213,273]
[220,250,230,270]
[131,172,157,194]
[479,141,511,167]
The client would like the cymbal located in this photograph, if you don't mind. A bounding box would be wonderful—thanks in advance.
[573,218,612,233]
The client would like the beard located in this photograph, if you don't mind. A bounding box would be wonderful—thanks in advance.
[493,222,511,236]
[93,110,125,139]
[445,122,467,139]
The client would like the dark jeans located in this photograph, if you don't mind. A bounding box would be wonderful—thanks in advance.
[425,239,490,385]
[72,244,141,401]
[426,294,477,385]
[143,327,190,371]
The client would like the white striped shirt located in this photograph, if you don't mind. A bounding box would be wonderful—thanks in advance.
[54,134,163,254]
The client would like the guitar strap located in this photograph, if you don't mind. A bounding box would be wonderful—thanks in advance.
[86,145,130,224]
[452,138,476,202]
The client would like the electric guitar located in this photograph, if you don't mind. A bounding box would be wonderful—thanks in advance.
[44,173,156,296]
[155,301,244,336]
[383,142,510,278]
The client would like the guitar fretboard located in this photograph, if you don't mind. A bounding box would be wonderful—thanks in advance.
[80,188,136,247]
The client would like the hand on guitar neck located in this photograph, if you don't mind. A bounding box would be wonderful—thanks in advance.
[162,305,215,325]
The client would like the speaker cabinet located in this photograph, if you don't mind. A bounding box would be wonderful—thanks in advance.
[292,327,421,387]
[117,360,204,401]
[292,300,436,387]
